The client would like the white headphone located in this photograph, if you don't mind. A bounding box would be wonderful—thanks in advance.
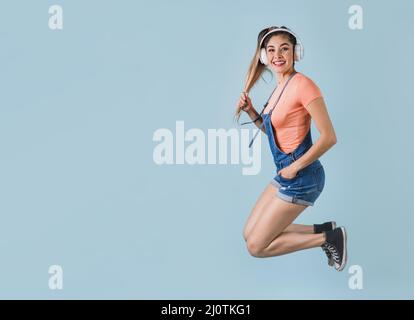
[259,27,304,65]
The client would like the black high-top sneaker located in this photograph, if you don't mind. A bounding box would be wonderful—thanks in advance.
[314,222,336,266]
[324,227,348,271]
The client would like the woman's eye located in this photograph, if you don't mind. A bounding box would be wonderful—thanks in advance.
[282,47,289,51]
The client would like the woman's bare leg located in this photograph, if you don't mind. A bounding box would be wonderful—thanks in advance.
[243,183,315,242]
[246,195,325,258]
[253,231,326,257]
[283,224,314,234]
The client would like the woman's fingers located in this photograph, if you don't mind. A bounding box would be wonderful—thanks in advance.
[239,96,246,107]
[237,92,251,111]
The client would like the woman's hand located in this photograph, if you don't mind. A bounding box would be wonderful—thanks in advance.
[237,92,253,113]
[277,164,299,179]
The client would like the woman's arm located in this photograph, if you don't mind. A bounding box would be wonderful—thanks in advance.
[245,107,266,133]
[237,92,266,133]
[291,97,337,171]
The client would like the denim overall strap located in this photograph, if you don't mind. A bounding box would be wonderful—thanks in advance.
[263,113,279,164]
[248,71,298,148]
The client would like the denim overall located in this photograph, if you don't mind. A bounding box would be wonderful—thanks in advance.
[261,110,325,206]
[243,71,324,206]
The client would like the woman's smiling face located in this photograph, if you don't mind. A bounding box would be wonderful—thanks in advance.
[265,34,295,73]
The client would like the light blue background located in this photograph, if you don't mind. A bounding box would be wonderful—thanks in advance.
[0,0,412,299]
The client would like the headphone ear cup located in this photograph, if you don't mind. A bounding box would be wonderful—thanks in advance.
[294,44,303,61]
[260,48,268,65]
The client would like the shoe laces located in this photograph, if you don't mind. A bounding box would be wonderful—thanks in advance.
[321,244,332,259]
[325,243,340,264]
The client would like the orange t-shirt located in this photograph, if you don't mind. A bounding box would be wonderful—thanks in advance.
[263,73,322,154]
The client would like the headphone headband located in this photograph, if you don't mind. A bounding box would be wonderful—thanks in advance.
[259,27,302,49]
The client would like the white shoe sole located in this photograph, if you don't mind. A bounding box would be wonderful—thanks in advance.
[336,227,348,271]
[327,222,337,267]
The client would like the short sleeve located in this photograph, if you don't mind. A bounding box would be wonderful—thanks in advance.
[298,76,322,109]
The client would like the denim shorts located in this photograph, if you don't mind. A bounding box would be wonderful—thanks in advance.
[270,165,325,206]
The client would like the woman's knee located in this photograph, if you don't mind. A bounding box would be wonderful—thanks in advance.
[246,238,267,257]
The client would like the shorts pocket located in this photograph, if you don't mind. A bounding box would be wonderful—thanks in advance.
[277,173,298,182]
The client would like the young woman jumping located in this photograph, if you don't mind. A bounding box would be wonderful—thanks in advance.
[235,26,347,271]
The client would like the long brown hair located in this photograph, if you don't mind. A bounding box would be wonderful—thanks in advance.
[234,26,297,122]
